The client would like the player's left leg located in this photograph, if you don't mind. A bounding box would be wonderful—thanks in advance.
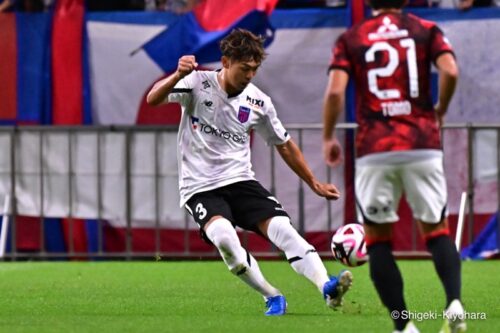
[403,156,465,332]
[419,219,462,309]
[418,219,465,333]
[258,216,353,308]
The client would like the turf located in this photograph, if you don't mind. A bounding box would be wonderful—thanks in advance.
[0,260,497,333]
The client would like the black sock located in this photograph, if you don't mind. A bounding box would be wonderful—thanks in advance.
[368,242,409,331]
[426,235,461,307]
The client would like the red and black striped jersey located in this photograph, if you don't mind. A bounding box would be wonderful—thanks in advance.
[329,12,454,157]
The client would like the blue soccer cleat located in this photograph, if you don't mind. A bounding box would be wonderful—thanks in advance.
[323,270,353,308]
[265,295,287,316]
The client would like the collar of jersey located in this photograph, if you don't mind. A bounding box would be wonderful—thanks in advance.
[213,69,245,100]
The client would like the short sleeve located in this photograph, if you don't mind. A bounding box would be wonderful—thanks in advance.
[328,33,352,74]
[167,71,199,106]
[430,25,455,64]
[254,99,290,146]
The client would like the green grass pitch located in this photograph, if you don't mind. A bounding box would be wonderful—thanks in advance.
[0,260,498,332]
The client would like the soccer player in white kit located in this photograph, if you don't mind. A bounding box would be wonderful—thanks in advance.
[147,29,352,316]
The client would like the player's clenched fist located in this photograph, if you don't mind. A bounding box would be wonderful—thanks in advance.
[177,55,199,79]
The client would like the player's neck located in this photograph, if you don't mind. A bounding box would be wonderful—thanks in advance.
[217,69,240,97]
[373,8,402,16]
[217,69,229,94]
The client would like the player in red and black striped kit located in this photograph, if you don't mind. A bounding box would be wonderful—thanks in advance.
[322,1,465,332]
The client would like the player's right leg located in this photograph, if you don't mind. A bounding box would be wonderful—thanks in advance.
[259,216,352,309]
[364,222,412,332]
[356,162,412,332]
[203,217,281,297]
[186,192,285,316]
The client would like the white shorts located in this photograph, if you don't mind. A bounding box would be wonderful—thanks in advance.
[355,151,448,224]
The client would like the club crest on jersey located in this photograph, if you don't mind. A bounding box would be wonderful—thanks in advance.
[237,106,251,123]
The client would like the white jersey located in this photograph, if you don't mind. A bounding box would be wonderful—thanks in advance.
[168,70,290,207]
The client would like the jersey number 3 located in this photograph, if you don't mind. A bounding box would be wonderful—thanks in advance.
[195,203,207,220]
[365,38,419,100]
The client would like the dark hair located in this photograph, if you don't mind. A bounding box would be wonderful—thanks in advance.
[367,0,407,9]
[219,29,266,63]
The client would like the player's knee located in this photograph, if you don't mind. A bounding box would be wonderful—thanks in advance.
[363,221,393,247]
[418,218,450,242]
[422,226,450,243]
[212,232,236,252]
[205,218,236,245]
[205,218,239,251]
[205,218,248,270]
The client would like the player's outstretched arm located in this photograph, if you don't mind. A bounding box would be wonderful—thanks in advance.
[275,139,340,200]
[146,55,198,106]
[322,69,349,167]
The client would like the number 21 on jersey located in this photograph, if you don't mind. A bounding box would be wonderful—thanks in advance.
[365,38,419,100]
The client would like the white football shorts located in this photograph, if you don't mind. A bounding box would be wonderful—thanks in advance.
[355,151,448,224]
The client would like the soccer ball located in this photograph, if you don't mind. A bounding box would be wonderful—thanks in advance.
[331,223,368,267]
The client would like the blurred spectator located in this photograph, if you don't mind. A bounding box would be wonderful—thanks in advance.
[144,0,156,10]
[0,0,16,12]
[43,0,52,10]
[154,0,167,10]
[457,0,493,9]
[128,0,146,10]
[139,0,200,12]
[407,0,440,6]
[86,0,130,11]
[0,0,47,12]
[325,0,346,7]
[277,0,327,8]
[165,0,199,13]
[20,0,45,11]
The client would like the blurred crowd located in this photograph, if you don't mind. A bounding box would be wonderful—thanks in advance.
[0,0,52,11]
[0,0,497,13]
